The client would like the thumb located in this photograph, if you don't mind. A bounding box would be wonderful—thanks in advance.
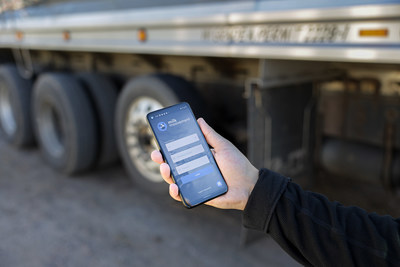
[197,118,228,150]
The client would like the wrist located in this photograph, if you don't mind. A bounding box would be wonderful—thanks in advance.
[239,167,259,210]
[248,166,259,195]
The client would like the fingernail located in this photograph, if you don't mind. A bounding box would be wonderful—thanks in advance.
[198,117,206,125]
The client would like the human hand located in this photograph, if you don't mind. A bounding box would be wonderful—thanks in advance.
[151,118,259,210]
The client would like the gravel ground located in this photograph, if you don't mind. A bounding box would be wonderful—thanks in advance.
[0,139,300,267]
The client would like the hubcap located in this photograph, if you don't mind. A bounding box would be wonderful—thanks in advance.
[125,97,163,183]
[0,84,17,136]
[37,102,65,158]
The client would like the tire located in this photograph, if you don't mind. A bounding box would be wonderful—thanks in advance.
[116,73,203,193]
[32,73,97,174]
[0,64,34,147]
[76,72,119,167]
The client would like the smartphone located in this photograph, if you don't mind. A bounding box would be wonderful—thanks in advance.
[147,102,228,208]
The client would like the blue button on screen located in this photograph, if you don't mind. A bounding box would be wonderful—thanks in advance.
[179,165,214,185]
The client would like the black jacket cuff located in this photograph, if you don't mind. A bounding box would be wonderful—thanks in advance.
[243,168,290,232]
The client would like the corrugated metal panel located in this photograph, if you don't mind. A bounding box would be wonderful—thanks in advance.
[1,0,247,16]
[3,0,400,18]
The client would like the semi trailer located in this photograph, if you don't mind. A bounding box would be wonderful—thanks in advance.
[0,0,399,196]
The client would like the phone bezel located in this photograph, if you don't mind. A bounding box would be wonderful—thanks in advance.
[146,102,228,208]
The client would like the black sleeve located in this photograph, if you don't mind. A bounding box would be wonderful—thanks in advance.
[243,168,400,266]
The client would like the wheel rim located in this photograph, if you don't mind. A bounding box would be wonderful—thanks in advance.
[0,83,17,136]
[37,102,65,158]
[125,97,163,183]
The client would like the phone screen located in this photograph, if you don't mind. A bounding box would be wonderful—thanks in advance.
[147,102,227,208]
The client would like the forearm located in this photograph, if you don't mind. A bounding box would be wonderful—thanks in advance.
[243,169,400,266]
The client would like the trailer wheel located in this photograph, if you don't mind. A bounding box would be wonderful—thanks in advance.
[76,73,119,167]
[32,73,97,174]
[116,74,201,193]
[0,64,34,147]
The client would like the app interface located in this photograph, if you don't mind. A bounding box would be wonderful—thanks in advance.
[148,104,227,206]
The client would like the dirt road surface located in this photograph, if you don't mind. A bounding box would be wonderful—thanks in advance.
[0,139,300,267]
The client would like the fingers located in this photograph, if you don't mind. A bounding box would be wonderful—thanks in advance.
[160,163,174,184]
[197,118,227,150]
[169,184,182,202]
[151,150,164,164]
[210,148,216,156]
[152,150,175,186]
[151,150,181,202]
